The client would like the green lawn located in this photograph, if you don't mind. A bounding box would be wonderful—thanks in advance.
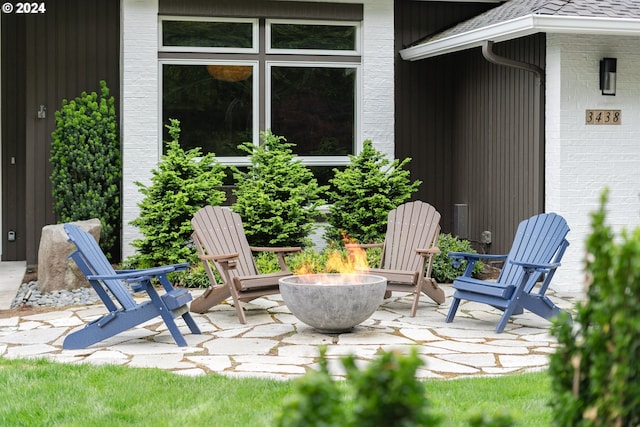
[0,357,551,426]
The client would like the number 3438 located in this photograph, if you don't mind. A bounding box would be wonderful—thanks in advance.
[585,109,621,125]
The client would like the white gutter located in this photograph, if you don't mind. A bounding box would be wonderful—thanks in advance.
[400,15,640,61]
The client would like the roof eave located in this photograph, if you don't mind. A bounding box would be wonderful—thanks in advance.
[400,15,640,61]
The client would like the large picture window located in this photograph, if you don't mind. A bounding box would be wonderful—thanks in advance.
[160,16,361,171]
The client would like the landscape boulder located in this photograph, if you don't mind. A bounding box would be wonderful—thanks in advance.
[37,219,102,292]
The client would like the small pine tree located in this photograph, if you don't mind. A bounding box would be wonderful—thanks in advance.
[128,119,226,268]
[50,80,121,258]
[324,140,421,244]
[232,130,327,247]
[549,189,640,426]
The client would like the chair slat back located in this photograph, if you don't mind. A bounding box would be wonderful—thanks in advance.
[381,201,441,272]
[498,213,570,286]
[191,206,259,279]
[64,224,137,310]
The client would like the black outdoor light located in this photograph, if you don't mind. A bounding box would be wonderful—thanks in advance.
[600,57,617,96]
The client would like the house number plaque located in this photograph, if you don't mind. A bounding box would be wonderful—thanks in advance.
[585,109,621,125]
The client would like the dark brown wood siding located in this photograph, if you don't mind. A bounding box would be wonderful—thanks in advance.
[395,0,546,255]
[2,0,120,264]
[1,14,27,260]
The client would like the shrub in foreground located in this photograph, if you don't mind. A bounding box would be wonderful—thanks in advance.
[549,189,640,426]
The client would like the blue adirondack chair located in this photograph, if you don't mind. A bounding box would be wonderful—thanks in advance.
[62,224,201,349]
[445,213,570,333]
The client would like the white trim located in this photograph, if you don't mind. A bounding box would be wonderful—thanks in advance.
[217,156,352,167]
[400,15,640,61]
[158,16,259,54]
[266,19,362,56]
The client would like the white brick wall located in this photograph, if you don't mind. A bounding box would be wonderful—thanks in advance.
[121,0,160,258]
[546,33,640,293]
[120,0,396,257]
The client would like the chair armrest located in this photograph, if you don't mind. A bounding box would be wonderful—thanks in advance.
[449,252,507,277]
[449,252,507,262]
[250,246,302,271]
[113,263,189,275]
[88,264,187,281]
[416,247,440,256]
[510,259,561,273]
[250,246,302,254]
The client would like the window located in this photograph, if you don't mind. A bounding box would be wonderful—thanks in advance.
[160,16,361,176]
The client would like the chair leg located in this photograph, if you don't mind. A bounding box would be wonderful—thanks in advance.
[410,289,420,317]
[495,301,521,333]
[189,285,231,313]
[228,287,247,324]
[421,278,445,305]
[445,297,460,323]
[181,312,202,335]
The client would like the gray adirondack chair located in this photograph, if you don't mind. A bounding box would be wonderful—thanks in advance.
[63,224,201,349]
[446,212,570,333]
[347,201,445,317]
[190,205,302,323]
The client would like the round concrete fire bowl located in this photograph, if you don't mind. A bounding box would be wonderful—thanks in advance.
[279,273,387,333]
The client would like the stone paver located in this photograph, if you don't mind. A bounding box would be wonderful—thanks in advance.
[0,287,581,379]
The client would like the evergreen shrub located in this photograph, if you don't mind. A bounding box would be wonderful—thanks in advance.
[275,348,439,427]
[50,80,121,258]
[128,119,226,269]
[232,131,327,247]
[549,189,640,426]
[324,140,421,244]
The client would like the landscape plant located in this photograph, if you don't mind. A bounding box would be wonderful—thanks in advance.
[432,233,484,282]
[324,140,421,244]
[549,189,640,426]
[128,119,226,269]
[232,130,327,247]
[275,347,439,427]
[50,80,121,258]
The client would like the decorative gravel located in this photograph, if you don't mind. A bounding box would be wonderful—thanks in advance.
[10,281,102,309]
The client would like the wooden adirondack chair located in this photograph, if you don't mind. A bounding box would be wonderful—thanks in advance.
[190,205,302,323]
[62,224,201,349]
[445,212,570,333]
[347,201,445,317]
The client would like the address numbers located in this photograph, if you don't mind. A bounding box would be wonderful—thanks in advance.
[586,109,621,125]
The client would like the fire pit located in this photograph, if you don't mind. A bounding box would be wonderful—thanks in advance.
[279,273,387,333]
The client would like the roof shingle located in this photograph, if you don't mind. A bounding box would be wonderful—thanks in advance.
[425,0,640,43]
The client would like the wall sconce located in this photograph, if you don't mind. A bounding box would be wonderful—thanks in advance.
[599,57,617,96]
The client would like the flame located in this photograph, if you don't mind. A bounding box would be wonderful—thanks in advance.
[293,234,370,277]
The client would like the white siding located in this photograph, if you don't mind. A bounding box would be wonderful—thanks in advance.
[546,33,640,293]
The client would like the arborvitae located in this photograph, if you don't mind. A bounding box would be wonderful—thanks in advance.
[324,140,421,244]
[129,119,226,268]
[51,80,121,258]
[232,130,327,247]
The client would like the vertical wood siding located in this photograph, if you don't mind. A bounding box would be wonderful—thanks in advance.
[1,14,27,260]
[6,0,120,264]
[395,1,546,254]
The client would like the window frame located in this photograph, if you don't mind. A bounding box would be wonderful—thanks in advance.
[158,16,362,168]
[266,19,361,56]
[158,59,261,164]
[159,16,259,54]
[266,61,361,166]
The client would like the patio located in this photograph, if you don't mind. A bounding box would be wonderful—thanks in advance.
[0,284,581,380]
